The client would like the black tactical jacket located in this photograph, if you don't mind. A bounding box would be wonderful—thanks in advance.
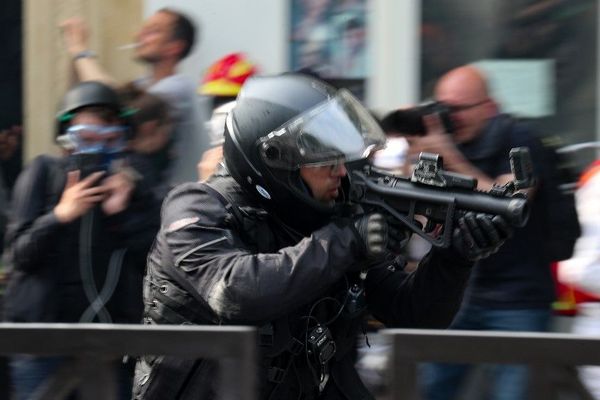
[133,175,473,400]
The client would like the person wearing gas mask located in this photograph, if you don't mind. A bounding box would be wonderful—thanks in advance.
[132,73,512,400]
[3,81,161,400]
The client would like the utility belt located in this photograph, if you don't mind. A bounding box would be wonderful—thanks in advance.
[259,323,305,385]
[257,277,369,395]
[259,321,337,395]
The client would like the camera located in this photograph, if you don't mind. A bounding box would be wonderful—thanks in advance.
[379,101,454,136]
[70,153,108,178]
[69,152,124,180]
[306,325,336,365]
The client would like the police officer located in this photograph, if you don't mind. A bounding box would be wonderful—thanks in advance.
[132,73,511,399]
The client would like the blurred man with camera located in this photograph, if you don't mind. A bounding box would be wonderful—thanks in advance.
[404,65,558,400]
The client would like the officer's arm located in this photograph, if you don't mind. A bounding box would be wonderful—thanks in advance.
[160,185,366,324]
[364,248,472,328]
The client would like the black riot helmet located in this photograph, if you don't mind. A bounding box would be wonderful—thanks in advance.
[223,73,385,231]
[55,81,131,140]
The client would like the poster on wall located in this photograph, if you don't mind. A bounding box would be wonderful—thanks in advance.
[290,0,368,98]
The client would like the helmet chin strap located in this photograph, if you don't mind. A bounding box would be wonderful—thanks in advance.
[298,176,314,197]
[289,172,350,217]
[298,176,337,207]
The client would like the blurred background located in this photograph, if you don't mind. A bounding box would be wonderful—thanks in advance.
[1,0,599,397]
[6,0,596,164]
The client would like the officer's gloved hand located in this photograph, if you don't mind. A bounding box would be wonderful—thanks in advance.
[386,215,412,254]
[452,212,512,261]
[353,213,388,258]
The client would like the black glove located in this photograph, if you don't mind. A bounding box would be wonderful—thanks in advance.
[354,213,388,257]
[386,215,412,254]
[452,212,512,261]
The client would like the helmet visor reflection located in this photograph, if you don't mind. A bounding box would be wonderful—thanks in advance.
[259,89,385,170]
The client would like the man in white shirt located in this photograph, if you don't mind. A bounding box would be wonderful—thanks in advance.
[60,8,202,184]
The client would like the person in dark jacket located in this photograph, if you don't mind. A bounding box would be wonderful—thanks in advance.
[132,73,512,400]
[408,65,557,400]
[3,81,161,400]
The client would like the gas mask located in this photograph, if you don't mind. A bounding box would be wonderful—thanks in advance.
[63,124,128,177]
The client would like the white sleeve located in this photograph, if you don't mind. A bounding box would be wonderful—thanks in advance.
[148,75,196,121]
[558,172,600,295]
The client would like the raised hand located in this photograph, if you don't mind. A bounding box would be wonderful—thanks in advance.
[59,17,90,56]
[54,170,107,223]
[100,171,135,215]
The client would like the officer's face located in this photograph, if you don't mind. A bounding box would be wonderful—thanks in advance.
[300,162,347,204]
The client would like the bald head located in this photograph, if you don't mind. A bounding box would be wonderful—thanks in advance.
[434,66,497,143]
[435,66,490,102]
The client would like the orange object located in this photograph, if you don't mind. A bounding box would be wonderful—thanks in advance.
[199,53,257,96]
[578,160,600,188]
[553,261,600,316]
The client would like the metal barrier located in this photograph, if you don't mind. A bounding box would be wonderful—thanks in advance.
[557,141,600,154]
[0,323,256,400]
[4,324,599,399]
[381,329,600,400]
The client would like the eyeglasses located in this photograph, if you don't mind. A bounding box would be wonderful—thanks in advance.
[302,159,347,174]
[446,99,489,113]
[303,158,345,168]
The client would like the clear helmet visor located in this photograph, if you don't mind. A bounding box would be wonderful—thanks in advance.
[258,89,386,170]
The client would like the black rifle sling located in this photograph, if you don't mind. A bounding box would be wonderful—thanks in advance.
[200,180,247,233]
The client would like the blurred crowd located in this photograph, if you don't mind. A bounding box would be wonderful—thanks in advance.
[1,1,599,400]
[0,8,260,400]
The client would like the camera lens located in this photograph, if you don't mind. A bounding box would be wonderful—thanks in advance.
[380,101,455,136]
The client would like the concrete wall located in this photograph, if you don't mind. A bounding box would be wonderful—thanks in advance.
[367,0,420,111]
[145,0,290,87]
[24,0,143,160]
[145,0,420,110]
[23,0,422,159]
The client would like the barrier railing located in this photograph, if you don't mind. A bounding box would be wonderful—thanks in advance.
[3,324,598,399]
[381,329,600,400]
[0,323,256,400]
